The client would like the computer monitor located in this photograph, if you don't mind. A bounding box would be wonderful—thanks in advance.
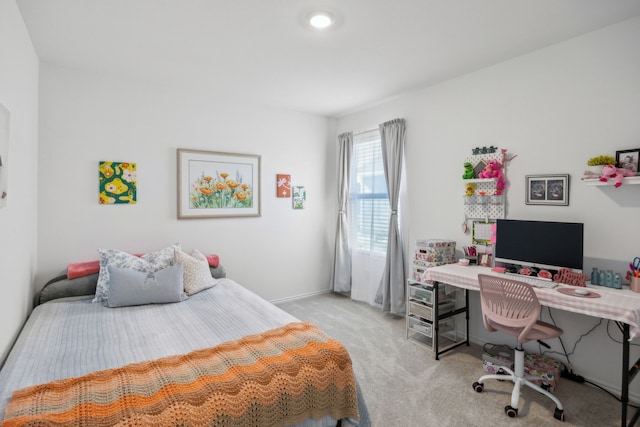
[494,219,584,273]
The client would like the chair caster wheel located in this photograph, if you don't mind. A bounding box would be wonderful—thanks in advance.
[505,405,518,417]
[472,382,484,392]
[554,407,565,421]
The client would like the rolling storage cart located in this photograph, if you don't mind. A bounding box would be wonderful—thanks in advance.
[406,280,469,359]
[407,239,469,359]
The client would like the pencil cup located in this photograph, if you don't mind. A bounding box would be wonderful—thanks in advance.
[630,277,640,293]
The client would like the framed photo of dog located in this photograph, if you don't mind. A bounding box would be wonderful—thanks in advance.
[525,174,569,206]
[616,149,640,175]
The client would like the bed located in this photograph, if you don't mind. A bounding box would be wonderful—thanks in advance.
[0,262,370,426]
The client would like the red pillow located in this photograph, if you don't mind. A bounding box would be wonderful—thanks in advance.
[67,253,220,279]
[206,254,220,268]
[67,260,101,279]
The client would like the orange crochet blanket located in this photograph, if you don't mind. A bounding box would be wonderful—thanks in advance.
[2,322,358,427]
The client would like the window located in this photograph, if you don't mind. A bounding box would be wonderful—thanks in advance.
[350,130,389,253]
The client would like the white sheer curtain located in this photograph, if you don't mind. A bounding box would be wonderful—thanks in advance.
[350,250,386,305]
[348,129,387,306]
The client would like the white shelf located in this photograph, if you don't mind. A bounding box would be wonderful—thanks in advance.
[463,178,497,184]
[583,176,640,186]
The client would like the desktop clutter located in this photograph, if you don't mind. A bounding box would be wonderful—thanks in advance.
[626,257,640,292]
[590,268,623,289]
[590,257,640,291]
[458,249,640,294]
[459,245,590,288]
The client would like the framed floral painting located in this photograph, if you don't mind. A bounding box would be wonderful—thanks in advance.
[177,149,261,218]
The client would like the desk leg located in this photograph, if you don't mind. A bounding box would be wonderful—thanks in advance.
[623,322,629,427]
[465,290,470,347]
[620,322,640,427]
[434,282,440,361]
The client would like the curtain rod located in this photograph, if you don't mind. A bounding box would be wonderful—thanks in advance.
[352,127,377,136]
[338,128,376,139]
[344,118,404,137]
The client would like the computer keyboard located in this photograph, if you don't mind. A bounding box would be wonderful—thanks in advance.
[505,273,558,289]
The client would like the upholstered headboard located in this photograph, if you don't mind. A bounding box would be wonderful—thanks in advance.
[36,265,227,306]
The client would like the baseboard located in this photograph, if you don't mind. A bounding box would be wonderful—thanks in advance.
[270,289,331,305]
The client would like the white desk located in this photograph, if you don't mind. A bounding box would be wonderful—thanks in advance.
[423,264,640,427]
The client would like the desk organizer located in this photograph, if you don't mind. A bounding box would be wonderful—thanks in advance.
[412,239,456,283]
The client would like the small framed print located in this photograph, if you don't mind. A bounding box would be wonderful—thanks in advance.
[616,149,640,175]
[276,174,291,198]
[292,185,306,209]
[473,160,486,179]
[525,174,569,206]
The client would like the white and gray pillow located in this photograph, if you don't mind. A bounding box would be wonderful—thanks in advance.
[93,244,179,305]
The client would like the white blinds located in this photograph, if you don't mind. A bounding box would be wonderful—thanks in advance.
[350,130,390,253]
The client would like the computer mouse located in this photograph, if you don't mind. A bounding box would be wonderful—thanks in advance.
[574,288,589,295]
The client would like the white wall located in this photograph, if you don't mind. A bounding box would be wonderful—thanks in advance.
[8,0,640,402]
[0,0,39,363]
[337,17,640,399]
[36,63,336,303]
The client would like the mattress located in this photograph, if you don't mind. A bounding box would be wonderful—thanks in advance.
[0,278,370,426]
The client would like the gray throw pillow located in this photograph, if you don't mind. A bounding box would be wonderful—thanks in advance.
[94,244,180,305]
[106,263,187,308]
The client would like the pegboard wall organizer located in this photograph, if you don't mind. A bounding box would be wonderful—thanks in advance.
[462,150,507,220]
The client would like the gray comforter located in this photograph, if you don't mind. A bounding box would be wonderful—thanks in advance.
[0,278,370,426]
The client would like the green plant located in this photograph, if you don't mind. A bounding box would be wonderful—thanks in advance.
[587,155,616,166]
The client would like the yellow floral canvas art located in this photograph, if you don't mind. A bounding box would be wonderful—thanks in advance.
[99,161,137,204]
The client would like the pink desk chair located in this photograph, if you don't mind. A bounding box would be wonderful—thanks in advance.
[473,274,565,421]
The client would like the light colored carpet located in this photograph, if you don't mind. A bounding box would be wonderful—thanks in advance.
[277,292,629,426]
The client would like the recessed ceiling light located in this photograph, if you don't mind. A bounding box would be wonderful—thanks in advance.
[308,11,334,29]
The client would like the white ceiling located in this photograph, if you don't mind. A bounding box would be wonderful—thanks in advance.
[17,0,640,117]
